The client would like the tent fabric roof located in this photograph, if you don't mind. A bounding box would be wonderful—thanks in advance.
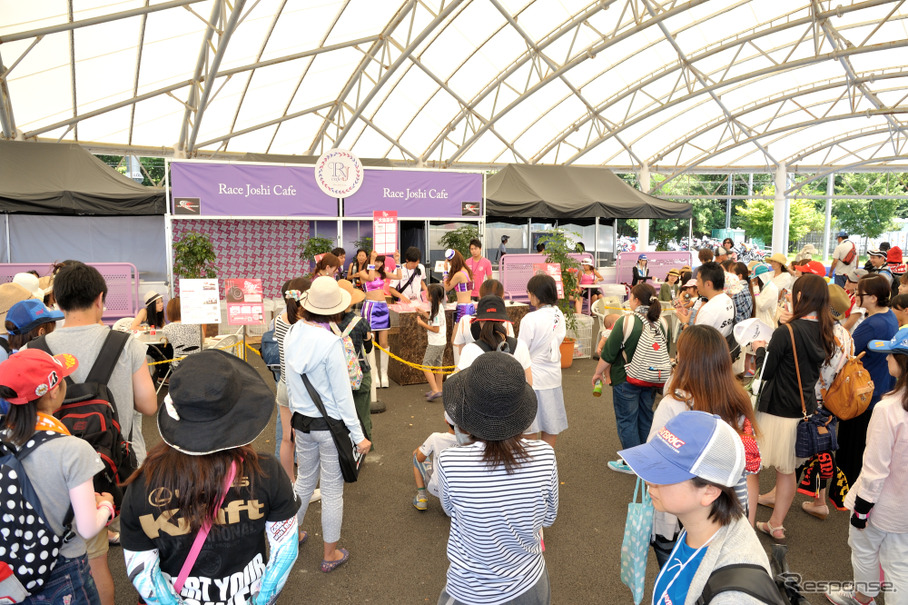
[1,1,905,175]
[0,140,165,215]
[485,164,691,219]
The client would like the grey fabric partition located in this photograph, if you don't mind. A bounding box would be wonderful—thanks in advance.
[8,215,167,281]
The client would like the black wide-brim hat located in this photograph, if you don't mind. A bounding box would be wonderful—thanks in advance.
[443,352,537,441]
[158,350,274,455]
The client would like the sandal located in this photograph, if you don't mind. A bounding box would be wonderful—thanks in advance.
[801,500,829,520]
[320,548,349,573]
[756,520,786,542]
[757,493,776,509]
[298,530,308,546]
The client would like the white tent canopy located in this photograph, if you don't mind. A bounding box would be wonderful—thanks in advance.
[1,0,906,177]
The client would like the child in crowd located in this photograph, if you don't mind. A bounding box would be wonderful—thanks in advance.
[0,349,114,604]
[416,284,446,401]
[621,411,772,605]
[456,295,533,384]
[452,279,514,363]
[519,274,567,447]
[594,313,620,361]
[411,411,458,511]
[4,298,63,352]
[826,327,908,605]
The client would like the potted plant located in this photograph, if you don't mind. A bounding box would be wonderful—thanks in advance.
[538,228,582,368]
[296,235,335,276]
[438,225,479,259]
[172,231,218,280]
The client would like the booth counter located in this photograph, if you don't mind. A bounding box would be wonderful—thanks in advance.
[387,301,530,386]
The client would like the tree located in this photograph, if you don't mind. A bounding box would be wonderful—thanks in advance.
[832,173,906,240]
[737,188,824,250]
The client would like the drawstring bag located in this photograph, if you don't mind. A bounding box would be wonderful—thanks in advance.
[620,477,654,605]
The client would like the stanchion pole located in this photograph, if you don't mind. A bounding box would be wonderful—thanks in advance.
[368,348,386,413]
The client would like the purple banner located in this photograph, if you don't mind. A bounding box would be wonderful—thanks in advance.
[170,162,336,217]
[343,170,482,218]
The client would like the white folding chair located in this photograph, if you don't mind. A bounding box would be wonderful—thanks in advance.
[112,317,134,332]
[212,334,241,357]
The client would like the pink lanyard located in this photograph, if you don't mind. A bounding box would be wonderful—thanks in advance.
[174,461,238,593]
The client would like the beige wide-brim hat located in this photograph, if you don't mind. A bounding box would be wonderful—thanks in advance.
[768,253,789,267]
[0,283,36,334]
[301,276,352,315]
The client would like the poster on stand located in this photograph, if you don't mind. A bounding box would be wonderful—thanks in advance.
[180,279,221,324]
[373,210,399,255]
[533,263,565,299]
[225,278,264,325]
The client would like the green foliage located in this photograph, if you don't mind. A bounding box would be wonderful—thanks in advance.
[172,231,218,279]
[297,236,335,266]
[538,228,581,331]
[438,225,479,259]
[95,154,166,187]
[832,173,907,240]
[352,236,373,253]
[737,188,824,250]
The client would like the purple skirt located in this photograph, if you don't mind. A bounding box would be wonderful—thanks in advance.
[363,300,390,331]
[455,303,475,325]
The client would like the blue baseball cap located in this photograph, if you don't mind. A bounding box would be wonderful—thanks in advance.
[837,230,849,238]
[5,299,64,336]
[752,264,772,277]
[638,254,648,261]
[868,326,908,355]
[619,411,745,487]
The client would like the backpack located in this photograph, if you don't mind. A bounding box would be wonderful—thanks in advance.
[330,317,364,390]
[0,431,73,602]
[621,313,672,388]
[698,545,808,605]
[476,336,519,355]
[841,241,857,266]
[821,350,874,421]
[30,331,138,509]
[261,328,280,382]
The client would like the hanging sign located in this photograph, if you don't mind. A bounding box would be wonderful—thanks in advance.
[373,210,399,255]
[180,279,221,324]
[533,263,565,299]
[225,278,264,325]
[314,149,364,198]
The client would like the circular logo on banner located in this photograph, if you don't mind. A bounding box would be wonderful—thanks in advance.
[315,149,364,198]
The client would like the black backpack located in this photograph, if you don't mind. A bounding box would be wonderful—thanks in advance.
[0,431,74,601]
[30,331,138,509]
[698,545,809,605]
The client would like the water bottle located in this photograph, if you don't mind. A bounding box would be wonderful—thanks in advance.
[592,379,603,397]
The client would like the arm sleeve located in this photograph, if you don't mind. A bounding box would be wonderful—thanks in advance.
[544,456,559,528]
[253,517,299,605]
[517,314,535,349]
[123,548,183,605]
[325,340,365,443]
[856,406,894,504]
[437,453,453,517]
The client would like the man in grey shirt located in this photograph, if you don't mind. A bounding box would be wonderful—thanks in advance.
[38,262,157,605]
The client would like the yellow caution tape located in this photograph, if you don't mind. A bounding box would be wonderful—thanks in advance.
[372,343,458,374]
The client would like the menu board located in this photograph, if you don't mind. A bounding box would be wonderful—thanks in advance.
[533,263,565,299]
[225,278,264,325]
[373,210,399,255]
[180,279,221,324]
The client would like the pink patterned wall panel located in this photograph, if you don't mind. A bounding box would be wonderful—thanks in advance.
[172,220,311,298]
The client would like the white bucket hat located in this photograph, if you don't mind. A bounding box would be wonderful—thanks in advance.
[301,276,351,315]
[12,273,50,300]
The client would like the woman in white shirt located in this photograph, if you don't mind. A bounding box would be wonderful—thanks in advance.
[518,274,567,447]
[751,264,779,329]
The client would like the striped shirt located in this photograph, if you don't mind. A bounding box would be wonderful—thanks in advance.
[437,439,559,604]
[274,314,291,385]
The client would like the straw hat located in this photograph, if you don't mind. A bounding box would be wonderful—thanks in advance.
[767,253,789,267]
[337,279,365,306]
[0,283,36,334]
[300,276,351,315]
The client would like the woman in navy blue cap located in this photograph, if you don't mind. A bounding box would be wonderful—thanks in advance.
[632,254,650,286]
[620,411,771,605]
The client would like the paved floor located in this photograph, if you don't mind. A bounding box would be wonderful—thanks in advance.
[109,356,858,604]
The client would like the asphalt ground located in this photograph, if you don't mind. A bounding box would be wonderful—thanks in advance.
[109,355,859,604]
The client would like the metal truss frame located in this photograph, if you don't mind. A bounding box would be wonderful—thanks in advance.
[0,0,906,176]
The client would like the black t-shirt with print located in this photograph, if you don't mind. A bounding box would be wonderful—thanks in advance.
[120,454,298,605]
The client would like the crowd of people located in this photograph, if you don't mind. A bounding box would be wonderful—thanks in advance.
[1,236,907,605]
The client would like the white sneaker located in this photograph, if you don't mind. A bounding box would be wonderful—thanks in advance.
[825,590,875,605]
[309,488,322,503]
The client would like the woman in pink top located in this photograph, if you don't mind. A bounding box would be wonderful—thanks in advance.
[465,238,493,300]
[827,326,908,605]
[356,250,400,388]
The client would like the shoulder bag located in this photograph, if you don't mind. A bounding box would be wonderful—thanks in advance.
[296,374,365,483]
[787,324,838,458]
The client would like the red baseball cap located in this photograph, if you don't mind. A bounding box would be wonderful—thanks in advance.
[0,349,79,405]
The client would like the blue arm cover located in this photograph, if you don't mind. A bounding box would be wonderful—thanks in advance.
[254,517,299,605]
[123,548,183,605]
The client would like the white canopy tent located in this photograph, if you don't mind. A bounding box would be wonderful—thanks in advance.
[2,0,907,251]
